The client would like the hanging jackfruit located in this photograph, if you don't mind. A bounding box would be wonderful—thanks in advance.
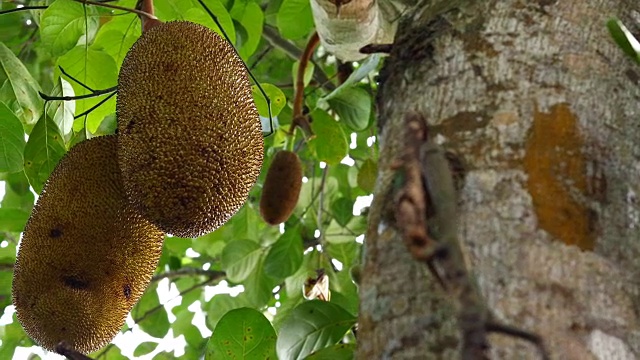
[116,21,264,237]
[12,135,164,354]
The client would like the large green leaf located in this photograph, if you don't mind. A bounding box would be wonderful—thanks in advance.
[23,115,66,194]
[277,0,314,40]
[56,47,117,133]
[0,316,35,358]
[264,226,304,280]
[132,283,171,338]
[309,110,348,166]
[205,293,252,331]
[172,307,206,349]
[252,83,286,118]
[244,255,280,307]
[0,102,26,172]
[45,77,75,141]
[0,42,43,125]
[206,308,277,360]
[154,0,236,44]
[276,301,356,360]
[221,239,262,282]
[233,1,264,60]
[40,0,99,57]
[0,208,30,233]
[357,159,377,193]
[305,343,356,359]
[133,342,158,357]
[328,87,372,132]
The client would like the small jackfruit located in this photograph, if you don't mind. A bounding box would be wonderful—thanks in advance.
[116,21,264,237]
[260,150,303,225]
[12,135,164,354]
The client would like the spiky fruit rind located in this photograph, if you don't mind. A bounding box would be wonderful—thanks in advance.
[116,21,264,237]
[260,150,303,225]
[12,136,164,354]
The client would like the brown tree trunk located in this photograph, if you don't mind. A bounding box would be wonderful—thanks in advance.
[358,0,640,358]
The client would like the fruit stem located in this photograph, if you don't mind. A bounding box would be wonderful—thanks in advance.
[290,32,320,136]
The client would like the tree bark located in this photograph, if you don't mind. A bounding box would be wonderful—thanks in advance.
[358,0,640,358]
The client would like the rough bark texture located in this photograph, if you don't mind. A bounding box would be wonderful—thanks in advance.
[358,0,640,358]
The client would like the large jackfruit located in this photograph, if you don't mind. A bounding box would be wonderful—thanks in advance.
[116,21,264,237]
[12,135,164,354]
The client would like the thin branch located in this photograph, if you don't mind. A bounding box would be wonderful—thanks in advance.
[249,44,273,71]
[73,91,117,119]
[262,25,335,92]
[0,6,48,15]
[72,0,157,20]
[0,263,14,272]
[316,166,329,240]
[39,86,117,101]
[59,66,95,92]
[151,267,225,282]
[290,32,319,137]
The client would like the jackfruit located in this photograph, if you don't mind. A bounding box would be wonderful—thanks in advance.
[260,150,303,225]
[12,135,164,354]
[116,21,263,237]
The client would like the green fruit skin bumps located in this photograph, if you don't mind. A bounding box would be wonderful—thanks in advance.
[116,21,264,237]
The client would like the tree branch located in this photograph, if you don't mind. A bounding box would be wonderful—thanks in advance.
[262,25,335,92]
[151,267,225,282]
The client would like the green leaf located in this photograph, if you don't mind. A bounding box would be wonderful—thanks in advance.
[2,173,34,213]
[276,301,357,360]
[264,227,304,280]
[133,342,158,357]
[40,0,99,57]
[206,293,252,331]
[48,77,75,140]
[357,159,377,193]
[0,102,26,172]
[328,87,371,131]
[221,239,262,282]
[305,343,356,359]
[330,197,353,227]
[56,47,117,133]
[183,6,236,45]
[23,115,66,194]
[0,42,43,125]
[0,317,32,358]
[172,308,205,349]
[132,283,171,338]
[0,208,30,233]
[233,1,264,60]
[92,29,139,70]
[326,242,359,268]
[309,110,348,166]
[206,308,277,360]
[252,83,286,118]
[245,255,280,307]
[277,0,314,40]
[607,18,640,64]
[320,54,381,102]
[0,272,13,314]
[229,205,262,241]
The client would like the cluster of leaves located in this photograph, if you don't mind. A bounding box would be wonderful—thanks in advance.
[0,0,380,358]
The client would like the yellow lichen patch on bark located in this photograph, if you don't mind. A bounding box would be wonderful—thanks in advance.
[524,103,594,250]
